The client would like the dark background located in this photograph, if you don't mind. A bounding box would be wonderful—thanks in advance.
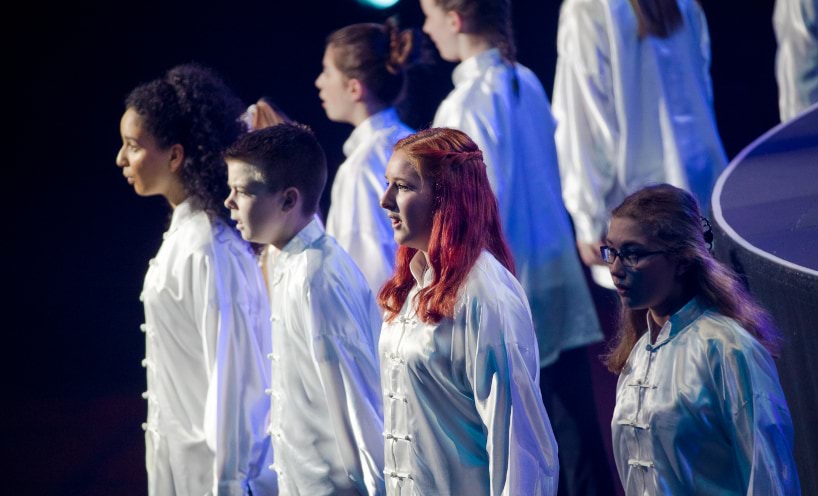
[8,0,780,493]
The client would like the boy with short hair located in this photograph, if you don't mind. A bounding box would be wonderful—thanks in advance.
[224,124,385,495]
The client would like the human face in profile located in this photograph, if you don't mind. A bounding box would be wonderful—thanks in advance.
[315,45,357,124]
[606,216,686,321]
[116,108,180,199]
[381,150,435,253]
[225,159,287,247]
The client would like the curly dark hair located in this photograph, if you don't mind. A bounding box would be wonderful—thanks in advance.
[124,63,245,222]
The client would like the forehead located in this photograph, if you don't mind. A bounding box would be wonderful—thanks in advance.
[226,159,265,183]
[385,151,421,179]
[607,216,653,247]
[419,0,442,16]
[120,107,145,135]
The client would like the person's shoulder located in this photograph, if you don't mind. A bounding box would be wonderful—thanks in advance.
[694,310,773,362]
[460,252,527,310]
[305,234,371,292]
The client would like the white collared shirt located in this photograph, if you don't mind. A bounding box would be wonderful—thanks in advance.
[265,218,385,495]
[613,298,800,494]
[326,108,413,295]
[380,251,559,495]
[141,199,276,495]
[552,0,727,245]
[434,48,603,366]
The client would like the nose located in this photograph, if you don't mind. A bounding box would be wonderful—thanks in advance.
[609,254,626,280]
[224,190,236,210]
[315,73,323,90]
[422,19,430,35]
[115,145,126,168]
[380,185,396,211]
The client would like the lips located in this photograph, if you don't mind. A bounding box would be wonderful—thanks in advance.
[388,214,402,228]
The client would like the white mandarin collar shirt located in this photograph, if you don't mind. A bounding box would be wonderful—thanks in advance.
[326,107,412,295]
[141,199,276,495]
[612,298,800,494]
[380,250,559,495]
[434,48,602,367]
[266,218,385,495]
[553,0,727,246]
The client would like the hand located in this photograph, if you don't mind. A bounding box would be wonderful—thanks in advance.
[577,240,604,267]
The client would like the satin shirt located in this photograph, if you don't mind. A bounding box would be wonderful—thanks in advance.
[433,48,602,367]
[141,200,276,495]
[612,298,800,495]
[266,219,385,495]
[380,251,559,495]
[774,0,818,122]
[326,108,412,295]
[553,0,727,245]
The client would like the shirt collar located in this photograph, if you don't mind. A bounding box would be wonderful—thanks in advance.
[281,217,324,254]
[167,197,197,234]
[452,48,503,86]
[649,297,706,349]
[409,251,435,288]
[343,107,400,157]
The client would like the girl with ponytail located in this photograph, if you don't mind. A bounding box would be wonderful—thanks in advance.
[316,19,422,294]
[420,1,611,493]
[604,184,799,494]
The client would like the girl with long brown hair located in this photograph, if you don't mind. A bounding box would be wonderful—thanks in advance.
[378,127,558,495]
[603,184,800,494]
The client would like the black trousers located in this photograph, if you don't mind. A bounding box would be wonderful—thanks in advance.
[540,346,616,496]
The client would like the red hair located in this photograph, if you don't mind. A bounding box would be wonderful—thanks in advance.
[378,128,514,323]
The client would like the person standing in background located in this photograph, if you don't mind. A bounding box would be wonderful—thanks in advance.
[116,63,276,495]
[552,0,727,288]
[419,0,610,493]
[317,20,422,294]
[774,0,818,122]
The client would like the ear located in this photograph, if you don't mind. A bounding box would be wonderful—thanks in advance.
[446,9,464,34]
[675,258,692,277]
[168,144,185,173]
[346,77,365,103]
[280,187,301,213]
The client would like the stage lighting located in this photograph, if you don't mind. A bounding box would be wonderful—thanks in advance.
[358,0,400,8]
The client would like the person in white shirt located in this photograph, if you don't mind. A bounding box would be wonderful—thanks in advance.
[316,20,421,294]
[774,0,818,122]
[115,63,276,495]
[224,124,385,495]
[419,0,609,493]
[602,183,800,495]
[553,0,727,287]
[378,127,559,495]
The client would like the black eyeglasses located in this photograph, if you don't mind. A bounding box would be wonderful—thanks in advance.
[599,246,665,267]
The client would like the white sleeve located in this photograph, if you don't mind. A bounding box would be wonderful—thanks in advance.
[713,340,801,494]
[552,0,619,244]
[195,246,275,496]
[463,295,559,495]
[306,277,386,495]
[774,0,818,121]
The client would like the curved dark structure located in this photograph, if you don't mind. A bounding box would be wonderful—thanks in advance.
[712,103,818,494]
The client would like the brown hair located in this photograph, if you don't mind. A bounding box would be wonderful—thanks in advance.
[629,0,683,39]
[327,19,423,106]
[434,0,516,64]
[603,184,782,373]
[378,128,514,323]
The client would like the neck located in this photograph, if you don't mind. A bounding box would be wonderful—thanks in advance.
[165,182,188,209]
[349,100,387,127]
[272,213,314,251]
[457,35,495,62]
[648,287,695,331]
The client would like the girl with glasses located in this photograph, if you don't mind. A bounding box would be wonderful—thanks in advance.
[604,183,800,494]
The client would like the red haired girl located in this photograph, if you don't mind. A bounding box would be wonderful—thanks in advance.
[378,127,558,495]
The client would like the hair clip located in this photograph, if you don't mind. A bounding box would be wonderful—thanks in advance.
[701,216,714,251]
